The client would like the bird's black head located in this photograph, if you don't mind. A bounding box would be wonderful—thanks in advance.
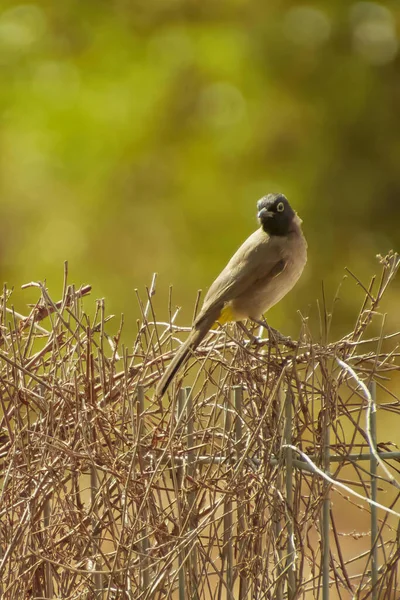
[257,193,296,236]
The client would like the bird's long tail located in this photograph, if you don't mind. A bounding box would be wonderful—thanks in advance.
[156,306,222,397]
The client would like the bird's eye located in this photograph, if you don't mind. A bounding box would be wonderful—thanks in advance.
[277,202,285,212]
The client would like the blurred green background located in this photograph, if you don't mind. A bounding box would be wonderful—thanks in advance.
[1,0,399,339]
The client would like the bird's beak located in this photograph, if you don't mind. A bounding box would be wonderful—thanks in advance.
[257,208,274,219]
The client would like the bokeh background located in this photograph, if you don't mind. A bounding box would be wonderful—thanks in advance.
[1,0,400,338]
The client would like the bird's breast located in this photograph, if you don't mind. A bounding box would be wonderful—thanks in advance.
[229,232,307,320]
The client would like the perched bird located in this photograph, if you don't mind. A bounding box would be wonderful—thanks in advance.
[156,193,307,397]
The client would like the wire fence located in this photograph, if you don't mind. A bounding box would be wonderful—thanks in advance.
[0,252,400,599]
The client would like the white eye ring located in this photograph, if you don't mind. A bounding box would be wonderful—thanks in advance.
[277,201,285,212]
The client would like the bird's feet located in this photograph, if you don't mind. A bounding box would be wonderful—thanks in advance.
[253,320,298,349]
[236,322,264,347]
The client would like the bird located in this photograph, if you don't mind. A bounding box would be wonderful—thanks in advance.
[156,193,307,397]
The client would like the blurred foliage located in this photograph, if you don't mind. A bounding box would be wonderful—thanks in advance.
[0,0,400,340]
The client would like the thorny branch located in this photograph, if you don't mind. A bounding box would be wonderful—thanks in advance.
[0,252,399,599]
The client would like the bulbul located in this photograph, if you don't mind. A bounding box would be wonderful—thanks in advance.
[156,193,307,397]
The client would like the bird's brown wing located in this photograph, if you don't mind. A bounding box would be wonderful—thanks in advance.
[195,229,286,326]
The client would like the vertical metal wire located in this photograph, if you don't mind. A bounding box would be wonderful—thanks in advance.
[185,387,199,600]
[369,380,378,600]
[234,386,248,600]
[223,392,233,599]
[138,385,150,594]
[284,386,296,599]
[43,500,53,599]
[273,386,284,600]
[88,349,103,599]
[322,394,331,600]
[90,465,102,598]
[42,378,54,600]
[177,388,186,600]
